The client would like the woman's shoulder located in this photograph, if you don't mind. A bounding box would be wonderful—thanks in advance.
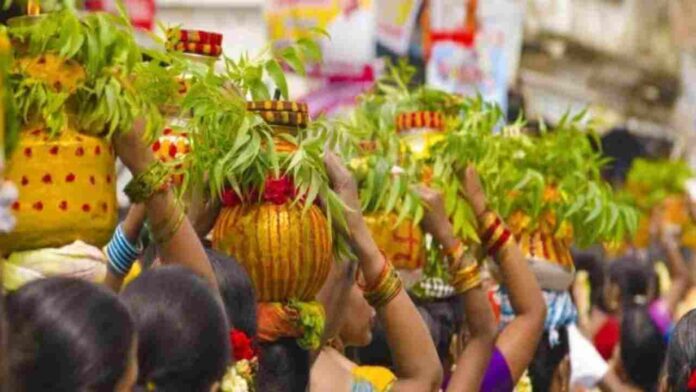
[310,348,356,392]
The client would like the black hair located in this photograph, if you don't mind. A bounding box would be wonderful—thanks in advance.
[608,256,654,306]
[621,304,666,392]
[414,296,465,364]
[665,309,696,391]
[256,339,310,392]
[6,277,134,391]
[121,266,230,392]
[353,318,392,367]
[206,248,257,337]
[572,249,609,311]
[529,327,570,391]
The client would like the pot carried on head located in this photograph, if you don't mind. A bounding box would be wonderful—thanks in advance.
[212,101,332,302]
[0,127,117,253]
[364,212,425,270]
[508,210,575,292]
[396,110,445,162]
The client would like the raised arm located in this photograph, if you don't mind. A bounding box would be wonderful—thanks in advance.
[461,165,546,382]
[657,218,691,315]
[415,186,497,391]
[114,120,218,289]
[103,203,146,292]
[325,151,442,392]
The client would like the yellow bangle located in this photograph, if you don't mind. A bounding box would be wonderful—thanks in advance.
[451,262,482,294]
[364,262,403,309]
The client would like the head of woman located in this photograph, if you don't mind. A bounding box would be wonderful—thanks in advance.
[6,277,137,391]
[206,248,257,338]
[663,309,696,391]
[318,259,375,348]
[618,304,667,391]
[121,266,229,392]
[604,256,655,313]
[529,328,570,392]
[415,296,465,365]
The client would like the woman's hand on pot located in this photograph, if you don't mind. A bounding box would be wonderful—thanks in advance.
[460,164,488,218]
[324,149,362,223]
[415,185,458,249]
[114,118,156,176]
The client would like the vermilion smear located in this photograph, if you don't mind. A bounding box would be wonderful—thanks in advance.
[66,173,76,182]
[59,201,68,210]
[33,202,43,211]
[82,204,91,212]
[76,147,85,156]
[42,174,52,184]
[49,146,59,155]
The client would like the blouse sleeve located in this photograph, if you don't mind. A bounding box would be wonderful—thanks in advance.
[351,365,396,392]
[480,347,514,392]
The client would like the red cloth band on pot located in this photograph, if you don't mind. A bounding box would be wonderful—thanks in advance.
[166,28,223,46]
[395,111,445,133]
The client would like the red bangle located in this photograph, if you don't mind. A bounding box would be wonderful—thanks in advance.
[356,250,390,292]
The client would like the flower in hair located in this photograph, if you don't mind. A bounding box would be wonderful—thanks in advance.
[688,369,696,391]
[230,329,257,361]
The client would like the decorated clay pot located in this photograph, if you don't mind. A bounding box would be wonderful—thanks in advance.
[508,211,575,291]
[213,200,332,302]
[364,213,425,270]
[396,111,445,161]
[0,127,117,252]
[152,127,190,186]
[212,100,332,302]
[661,195,688,233]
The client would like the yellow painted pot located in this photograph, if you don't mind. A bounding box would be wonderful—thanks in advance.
[364,213,425,270]
[396,111,445,161]
[0,127,117,253]
[212,202,332,302]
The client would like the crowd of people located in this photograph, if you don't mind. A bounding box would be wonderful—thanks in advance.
[3,5,696,392]
[0,118,695,392]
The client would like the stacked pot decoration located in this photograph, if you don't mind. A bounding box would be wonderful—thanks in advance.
[0,9,164,286]
[152,29,225,186]
[0,17,117,254]
[212,100,332,303]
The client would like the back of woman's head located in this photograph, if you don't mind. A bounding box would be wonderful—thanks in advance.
[6,277,133,391]
[665,309,696,391]
[620,304,666,391]
[256,339,310,392]
[415,296,464,364]
[121,266,229,392]
[529,327,570,391]
[608,256,654,305]
[206,248,257,337]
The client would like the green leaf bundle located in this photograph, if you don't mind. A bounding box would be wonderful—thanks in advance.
[7,9,166,139]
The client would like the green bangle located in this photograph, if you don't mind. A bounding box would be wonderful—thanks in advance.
[124,161,170,203]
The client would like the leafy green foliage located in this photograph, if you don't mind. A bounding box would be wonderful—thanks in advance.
[7,9,165,139]
[431,107,638,247]
[223,31,325,101]
[178,38,351,258]
[1,28,19,155]
[626,158,693,211]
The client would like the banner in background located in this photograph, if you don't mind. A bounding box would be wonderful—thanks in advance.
[265,0,376,77]
[425,0,524,113]
[84,0,156,30]
[375,0,422,55]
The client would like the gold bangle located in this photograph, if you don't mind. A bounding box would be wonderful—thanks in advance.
[364,263,403,309]
[451,262,482,294]
[124,161,170,203]
[151,203,186,244]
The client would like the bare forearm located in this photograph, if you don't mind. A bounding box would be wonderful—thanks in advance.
[448,287,497,391]
[380,292,443,391]
[497,243,545,319]
[146,191,218,289]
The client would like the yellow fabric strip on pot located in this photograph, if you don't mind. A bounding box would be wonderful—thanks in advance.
[212,202,332,302]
